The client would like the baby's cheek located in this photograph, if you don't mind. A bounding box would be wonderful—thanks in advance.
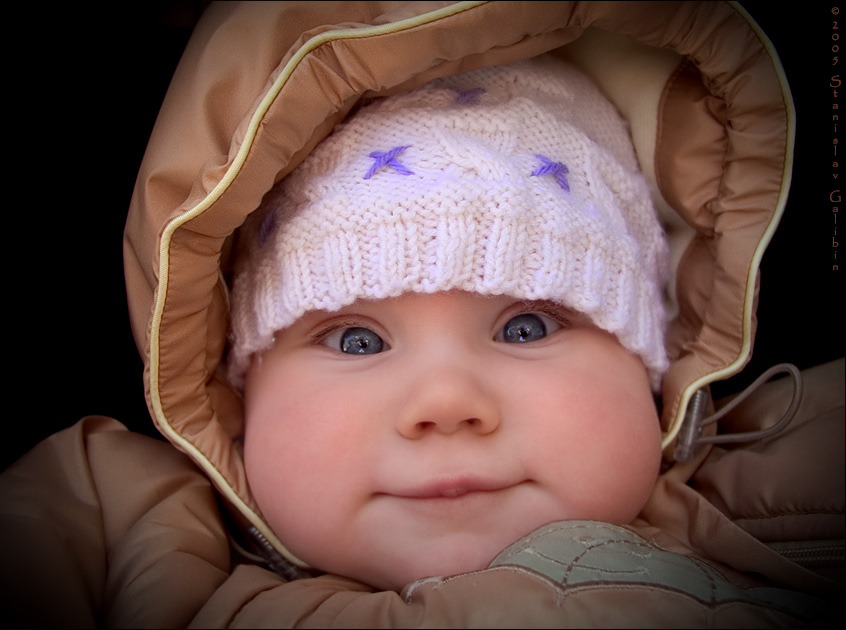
[541,389,661,521]
[600,413,662,520]
[244,438,319,560]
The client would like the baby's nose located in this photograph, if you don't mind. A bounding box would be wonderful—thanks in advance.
[395,364,501,438]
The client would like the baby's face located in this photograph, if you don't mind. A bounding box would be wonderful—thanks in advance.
[244,291,662,591]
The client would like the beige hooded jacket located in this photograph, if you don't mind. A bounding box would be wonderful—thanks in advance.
[1,2,843,627]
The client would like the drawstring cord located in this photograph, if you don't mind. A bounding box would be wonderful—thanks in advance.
[674,363,804,462]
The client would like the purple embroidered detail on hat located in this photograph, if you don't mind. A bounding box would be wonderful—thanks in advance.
[531,155,570,192]
[258,208,277,246]
[228,59,671,394]
[453,87,485,105]
[365,146,414,179]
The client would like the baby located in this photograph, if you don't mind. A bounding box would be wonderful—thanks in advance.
[227,56,670,591]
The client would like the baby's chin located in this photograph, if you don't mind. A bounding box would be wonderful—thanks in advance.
[339,529,527,592]
[362,554,493,592]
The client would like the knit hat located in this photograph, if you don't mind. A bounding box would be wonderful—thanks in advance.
[228,56,669,389]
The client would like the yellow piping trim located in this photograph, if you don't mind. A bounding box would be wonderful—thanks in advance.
[148,0,490,570]
[661,1,797,450]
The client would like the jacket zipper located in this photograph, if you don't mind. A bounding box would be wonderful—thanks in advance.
[766,539,845,569]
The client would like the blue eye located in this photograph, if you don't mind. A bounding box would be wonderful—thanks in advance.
[334,327,385,355]
[498,313,555,343]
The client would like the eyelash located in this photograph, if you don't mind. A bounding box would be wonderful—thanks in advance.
[505,303,573,330]
[308,317,380,347]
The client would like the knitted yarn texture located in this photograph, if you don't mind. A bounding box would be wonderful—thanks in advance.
[228,56,669,389]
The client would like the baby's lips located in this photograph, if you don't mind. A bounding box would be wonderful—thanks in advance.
[388,475,522,499]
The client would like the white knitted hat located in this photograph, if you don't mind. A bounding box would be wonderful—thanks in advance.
[228,56,669,389]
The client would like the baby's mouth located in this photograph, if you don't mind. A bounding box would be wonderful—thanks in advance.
[389,476,520,499]
[435,485,480,498]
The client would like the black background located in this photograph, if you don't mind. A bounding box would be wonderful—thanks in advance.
[4,2,843,471]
